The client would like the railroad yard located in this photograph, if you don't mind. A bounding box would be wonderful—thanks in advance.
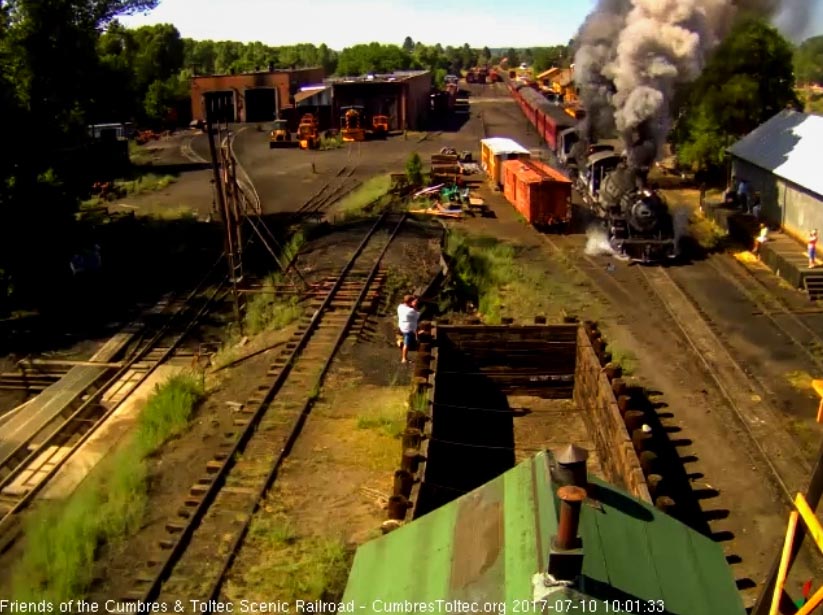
[3,77,823,612]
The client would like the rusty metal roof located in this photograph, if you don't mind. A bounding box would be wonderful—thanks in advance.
[343,450,745,614]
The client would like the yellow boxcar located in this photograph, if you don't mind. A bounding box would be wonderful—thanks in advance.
[480,138,531,187]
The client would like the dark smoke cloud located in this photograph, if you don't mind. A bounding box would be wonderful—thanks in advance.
[572,0,812,169]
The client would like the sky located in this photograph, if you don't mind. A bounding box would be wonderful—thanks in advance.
[118,0,598,49]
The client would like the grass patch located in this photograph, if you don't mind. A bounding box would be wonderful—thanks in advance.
[689,211,727,250]
[242,231,307,335]
[333,175,392,221]
[128,141,154,165]
[11,372,204,601]
[356,411,405,438]
[226,513,351,602]
[442,230,602,323]
[118,173,176,196]
[320,134,344,150]
[786,370,814,391]
[441,232,515,323]
[244,273,304,335]
[80,173,177,210]
[608,345,637,376]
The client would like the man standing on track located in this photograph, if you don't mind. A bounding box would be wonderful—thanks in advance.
[397,294,420,364]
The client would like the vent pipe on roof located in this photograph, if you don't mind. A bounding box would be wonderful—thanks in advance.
[547,485,586,583]
[551,444,589,488]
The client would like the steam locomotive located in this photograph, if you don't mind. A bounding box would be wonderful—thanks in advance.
[595,165,677,263]
[504,74,677,262]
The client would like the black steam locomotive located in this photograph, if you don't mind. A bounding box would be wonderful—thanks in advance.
[597,165,677,263]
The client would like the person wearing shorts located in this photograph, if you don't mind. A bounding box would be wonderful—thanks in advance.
[397,295,420,364]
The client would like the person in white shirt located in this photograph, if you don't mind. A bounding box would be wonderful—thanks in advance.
[397,295,420,364]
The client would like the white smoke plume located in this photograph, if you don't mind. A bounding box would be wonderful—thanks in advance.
[572,0,819,168]
[585,225,629,260]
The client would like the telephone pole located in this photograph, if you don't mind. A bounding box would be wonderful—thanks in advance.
[205,96,245,332]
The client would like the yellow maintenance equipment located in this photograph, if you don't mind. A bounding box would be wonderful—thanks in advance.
[297,113,319,150]
[269,119,292,148]
[340,106,366,142]
[371,114,389,139]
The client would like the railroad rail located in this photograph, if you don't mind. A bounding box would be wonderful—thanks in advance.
[0,256,229,552]
[121,211,407,606]
[295,165,360,219]
[633,264,810,502]
[552,240,811,505]
[701,254,823,374]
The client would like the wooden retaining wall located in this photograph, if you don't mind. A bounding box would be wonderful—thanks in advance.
[574,323,651,503]
[385,319,680,530]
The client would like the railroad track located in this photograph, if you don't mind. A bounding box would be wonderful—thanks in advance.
[294,165,360,219]
[541,238,820,605]
[0,256,230,552]
[633,264,810,502]
[701,254,823,374]
[120,211,406,608]
[552,239,811,504]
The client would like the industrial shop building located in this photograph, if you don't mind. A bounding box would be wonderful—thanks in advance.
[728,109,823,241]
[326,70,432,131]
[190,66,325,124]
[191,68,432,131]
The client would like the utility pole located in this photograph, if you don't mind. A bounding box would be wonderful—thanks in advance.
[205,97,245,332]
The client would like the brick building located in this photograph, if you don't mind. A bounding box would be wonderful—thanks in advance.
[190,66,324,123]
[329,70,432,131]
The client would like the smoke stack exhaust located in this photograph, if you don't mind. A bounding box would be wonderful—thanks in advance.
[547,485,586,582]
[572,0,817,168]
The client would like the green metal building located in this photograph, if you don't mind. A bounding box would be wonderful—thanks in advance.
[343,450,745,614]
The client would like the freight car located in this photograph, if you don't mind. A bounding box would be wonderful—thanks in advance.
[507,80,578,154]
[502,159,572,229]
[480,137,531,188]
[596,164,677,263]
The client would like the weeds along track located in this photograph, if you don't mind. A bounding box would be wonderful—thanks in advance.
[295,165,360,219]
[120,212,407,606]
[0,255,229,553]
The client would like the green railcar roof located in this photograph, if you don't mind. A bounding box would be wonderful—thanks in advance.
[342,451,745,615]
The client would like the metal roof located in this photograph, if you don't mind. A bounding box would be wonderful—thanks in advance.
[481,137,531,156]
[343,450,745,614]
[728,109,823,198]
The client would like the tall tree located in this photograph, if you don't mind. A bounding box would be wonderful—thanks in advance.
[402,36,414,53]
[674,17,799,173]
[795,35,823,85]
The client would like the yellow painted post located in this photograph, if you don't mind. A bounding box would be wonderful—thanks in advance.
[795,493,823,553]
[770,511,799,615]
[794,586,823,615]
[812,379,823,423]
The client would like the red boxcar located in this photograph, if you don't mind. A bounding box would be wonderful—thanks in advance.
[502,159,572,227]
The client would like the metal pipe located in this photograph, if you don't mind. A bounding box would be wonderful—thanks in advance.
[556,485,586,550]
